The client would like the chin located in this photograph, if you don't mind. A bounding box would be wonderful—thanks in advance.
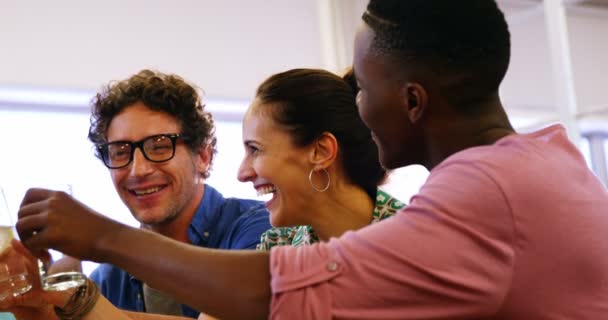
[135,213,175,226]
[136,217,161,226]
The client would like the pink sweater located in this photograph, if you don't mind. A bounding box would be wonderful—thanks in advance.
[270,124,608,319]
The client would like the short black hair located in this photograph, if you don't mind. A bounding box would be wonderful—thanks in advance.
[89,69,217,178]
[364,0,511,109]
[255,68,387,202]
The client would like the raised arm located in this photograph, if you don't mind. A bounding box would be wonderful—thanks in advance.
[16,189,271,320]
[0,241,196,320]
[98,224,271,319]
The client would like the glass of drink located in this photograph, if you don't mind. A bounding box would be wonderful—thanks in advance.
[0,187,32,300]
[33,184,86,291]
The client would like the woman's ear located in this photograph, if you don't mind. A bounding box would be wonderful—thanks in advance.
[309,132,338,169]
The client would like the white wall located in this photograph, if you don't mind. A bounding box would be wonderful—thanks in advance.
[1,0,606,124]
[499,4,608,130]
[0,0,324,100]
[502,9,556,118]
[569,11,608,114]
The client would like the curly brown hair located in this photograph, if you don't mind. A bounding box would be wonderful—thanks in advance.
[88,69,217,178]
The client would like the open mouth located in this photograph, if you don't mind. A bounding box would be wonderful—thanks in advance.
[129,185,166,197]
[256,185,277,197]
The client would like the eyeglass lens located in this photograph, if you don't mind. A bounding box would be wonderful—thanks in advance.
[104,135,175,168]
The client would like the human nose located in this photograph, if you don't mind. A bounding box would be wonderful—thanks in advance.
[237,157,255,182]
[129,148,154,177]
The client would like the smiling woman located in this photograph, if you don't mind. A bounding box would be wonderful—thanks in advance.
[236,68,406,249]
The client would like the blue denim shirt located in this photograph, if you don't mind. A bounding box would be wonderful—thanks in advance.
[90,184,270,318]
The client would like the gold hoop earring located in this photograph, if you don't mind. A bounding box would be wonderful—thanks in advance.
[308,168,330,192]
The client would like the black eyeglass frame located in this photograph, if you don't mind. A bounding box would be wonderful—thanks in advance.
[97,133,190,169]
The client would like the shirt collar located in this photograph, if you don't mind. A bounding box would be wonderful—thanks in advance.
[187,184,224,246]
[128,184,225,284]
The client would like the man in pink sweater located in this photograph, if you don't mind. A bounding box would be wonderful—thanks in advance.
[14,0,608,319]
[269,2,608,318]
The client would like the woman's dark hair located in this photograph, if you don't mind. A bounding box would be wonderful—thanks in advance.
[88,69,217,178]
[255,68,387,201]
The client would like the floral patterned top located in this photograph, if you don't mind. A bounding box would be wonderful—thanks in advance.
[257,189,406,251]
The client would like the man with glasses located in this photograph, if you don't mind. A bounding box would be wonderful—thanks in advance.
[86,69,271,318]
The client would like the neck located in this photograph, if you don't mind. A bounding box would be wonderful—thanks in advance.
[424,94,515,170]
[142,184,205,244]
[307,183,375,242]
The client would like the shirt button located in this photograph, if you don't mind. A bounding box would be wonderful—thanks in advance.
[327,261,339,272]
[204,232,210,237]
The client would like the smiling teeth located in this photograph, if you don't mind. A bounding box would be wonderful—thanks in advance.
[134,186,162,196]
[256,186,276,196]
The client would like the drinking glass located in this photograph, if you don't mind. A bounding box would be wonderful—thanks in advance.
[0,187,32,300]
[33,184,86,291]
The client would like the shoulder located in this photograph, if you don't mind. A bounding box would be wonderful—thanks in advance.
[220,197,267,218]
[440,128,578,176]
[203,185,263,216]
[403,151,516,243]
[207,193,269,226]
[430,128,584,202]
[225,201,270,227]
[216,200,271,250]
[429,140,519,192]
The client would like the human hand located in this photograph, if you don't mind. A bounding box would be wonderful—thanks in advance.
[0,240,70,319]
[16,188,125,262]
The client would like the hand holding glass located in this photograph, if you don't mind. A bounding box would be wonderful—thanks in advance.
[32,185,86,291]
[6,184,86,292]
